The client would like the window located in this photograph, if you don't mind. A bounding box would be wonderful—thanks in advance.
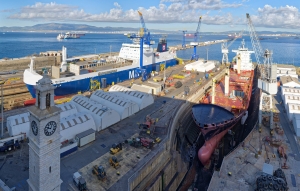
[37,92,40,107]
[49,166,51,173]
[34,166,35,173]
[46,93,51,108]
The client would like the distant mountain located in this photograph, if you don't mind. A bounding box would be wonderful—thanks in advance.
[0,23,170,33]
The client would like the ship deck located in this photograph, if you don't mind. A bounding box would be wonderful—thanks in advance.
[192,104,234,126]
[202,69,254,111]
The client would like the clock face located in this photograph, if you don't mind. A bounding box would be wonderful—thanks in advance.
[31,120,38,136]
[44,121,57,136]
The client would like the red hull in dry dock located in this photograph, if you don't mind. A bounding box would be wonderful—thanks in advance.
[192,40,255,165]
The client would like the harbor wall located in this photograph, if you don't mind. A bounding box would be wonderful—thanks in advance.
[0,56,62,71]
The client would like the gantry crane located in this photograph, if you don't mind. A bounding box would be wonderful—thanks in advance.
[246,13,277,95]
[221,30,244,65]
[190,16,202,61]
[182,30,187,48]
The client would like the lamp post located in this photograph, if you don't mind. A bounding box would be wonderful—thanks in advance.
[0,79,6,138]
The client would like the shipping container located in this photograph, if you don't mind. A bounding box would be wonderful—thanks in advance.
[75,129,96,147]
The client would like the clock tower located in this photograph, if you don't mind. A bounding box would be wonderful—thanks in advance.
[27,74,62,191]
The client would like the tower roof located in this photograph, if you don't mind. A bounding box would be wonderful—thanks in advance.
[35,74,56,92]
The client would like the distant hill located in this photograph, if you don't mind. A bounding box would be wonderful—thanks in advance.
[0,23,171,33]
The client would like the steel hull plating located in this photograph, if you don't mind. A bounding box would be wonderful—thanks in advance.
[25,59,177,98]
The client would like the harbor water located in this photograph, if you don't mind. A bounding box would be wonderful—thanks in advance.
[1,32,300,66]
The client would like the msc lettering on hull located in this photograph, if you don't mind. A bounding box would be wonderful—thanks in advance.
[129,70,135,79]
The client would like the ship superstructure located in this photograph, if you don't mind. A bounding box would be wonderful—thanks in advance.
[192,40,255,165]
[23,36,177,98]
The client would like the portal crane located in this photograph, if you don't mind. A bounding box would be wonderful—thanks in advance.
[246,13,277,95]
[182,30,187,48]
[221,30,244,65]
[190,16,202,60]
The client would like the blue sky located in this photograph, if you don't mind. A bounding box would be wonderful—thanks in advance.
[1,0,299,32]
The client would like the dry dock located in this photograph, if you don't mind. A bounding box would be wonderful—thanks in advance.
[208,91,300,191]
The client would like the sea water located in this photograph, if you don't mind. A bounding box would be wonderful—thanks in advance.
[0,32,300,66]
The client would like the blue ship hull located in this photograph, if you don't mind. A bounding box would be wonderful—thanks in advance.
[26,59,178,98]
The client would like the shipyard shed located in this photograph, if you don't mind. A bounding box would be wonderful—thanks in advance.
[71,95,120,131]
[184,60,215,72]
[277,64,298,78]
[281,87,300,102]
[131,84,152,94]
[280,76,300,88]
[90,90,139,119]
[292,114,300,137]
[286,103,300,121]
[6,112,30,136]
[56,102,78,119]
[60,112,96,143]
[109,85,154,109]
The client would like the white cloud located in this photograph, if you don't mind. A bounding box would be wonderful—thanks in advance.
[8,1,241,25]
[249,5,300,29]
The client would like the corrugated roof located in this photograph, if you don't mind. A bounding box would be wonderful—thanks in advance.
[71,95,109,117]
[280,76,300,85]
[61,113,92,130]
[7,112,29,126]
[93,90,129,107]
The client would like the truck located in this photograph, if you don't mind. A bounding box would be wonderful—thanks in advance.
[0,139,20,152]
[92,165,106,181]
[73,172,87,191]
[75,129,95,147]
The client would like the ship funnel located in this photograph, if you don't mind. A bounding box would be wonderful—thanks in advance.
[225,67,230,96]
[60,46,67,72]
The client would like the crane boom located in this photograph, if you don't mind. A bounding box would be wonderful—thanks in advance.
[138,11,147,33]
[194,16,202,42]
[246,13,264,65]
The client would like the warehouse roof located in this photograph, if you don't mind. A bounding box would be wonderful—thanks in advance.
[56,102,78,119]
[72,96,110,117]
[109,85,154,109]
[91,90,130,108]
[7,112,29,127]
[60,112,94,130]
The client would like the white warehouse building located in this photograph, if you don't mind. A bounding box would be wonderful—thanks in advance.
[6,112,30,137]
[287,103,300,121]
[71,95,120,131]
[281,87,300,102]
[284,94,300,112]
[292,114,300,137]
[90,90,139,119]
[109,85,154,110]
[56,102,78,119]
[60,112,96,142]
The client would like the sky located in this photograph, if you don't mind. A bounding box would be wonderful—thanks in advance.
[0,0,299,32]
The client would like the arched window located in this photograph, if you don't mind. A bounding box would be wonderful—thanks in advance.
[46,93,51,108]
[37,92,40,107]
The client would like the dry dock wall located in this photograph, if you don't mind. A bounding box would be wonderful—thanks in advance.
[0,56,61,71]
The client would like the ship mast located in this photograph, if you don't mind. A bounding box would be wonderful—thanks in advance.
[212,78,216,104]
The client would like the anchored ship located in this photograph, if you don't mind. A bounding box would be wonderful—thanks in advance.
[228,33,242,40]
[57,32,85,39]
[23,36,177,98]
[192,40,255,165]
